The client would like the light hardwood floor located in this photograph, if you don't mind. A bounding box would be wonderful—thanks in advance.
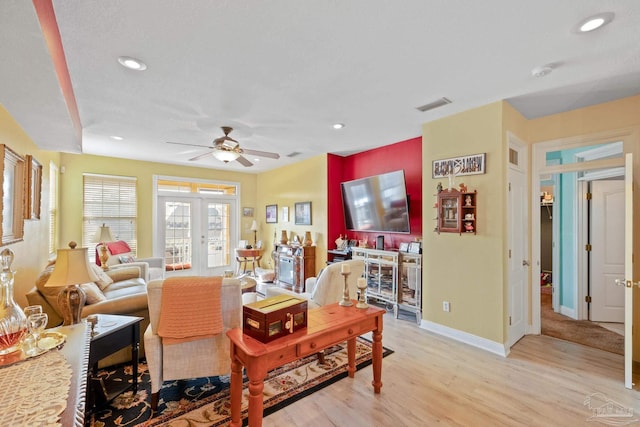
[263,311,640,426]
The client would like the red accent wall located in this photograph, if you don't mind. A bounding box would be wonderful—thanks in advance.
[327,137,422,250]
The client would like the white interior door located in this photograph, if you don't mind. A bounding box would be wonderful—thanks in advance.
[158,196,236,276]
[590,180,625,322]
[508,136,528,347]
[623,153,634,389]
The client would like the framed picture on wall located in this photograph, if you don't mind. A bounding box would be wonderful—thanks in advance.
[242,207,254,217]
[0,144,25,245]
[266,204,277,223]
[25,155,42,220]
[281,206,289,222]
[294,201,312,225]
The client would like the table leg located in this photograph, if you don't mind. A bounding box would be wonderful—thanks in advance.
[229,357,243,427]
[247,372,265,427]
[132,322,139,393]
[371,323,383,393]
[347,337,356,378]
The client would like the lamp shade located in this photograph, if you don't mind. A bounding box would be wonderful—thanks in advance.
[250,220,258,231]
[45,245,99,288]
[93,223,115,243]
[212,149,240,163]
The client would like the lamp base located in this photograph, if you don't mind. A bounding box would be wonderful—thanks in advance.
[57,284,87,326]
[99,245,110,271]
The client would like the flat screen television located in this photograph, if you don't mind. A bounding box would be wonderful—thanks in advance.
[341,170,410,233]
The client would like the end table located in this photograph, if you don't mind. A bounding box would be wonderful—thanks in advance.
[86,314,142,410]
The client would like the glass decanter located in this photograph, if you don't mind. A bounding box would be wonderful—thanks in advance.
[0,248,27,355]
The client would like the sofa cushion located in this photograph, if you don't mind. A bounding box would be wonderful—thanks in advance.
[106,266,141,283]
[80,282,107,304]
[102,277,146,299]
[35,265,61,310]
[90,263,114,290]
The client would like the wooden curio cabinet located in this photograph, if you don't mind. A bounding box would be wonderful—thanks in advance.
[436,189,477,235]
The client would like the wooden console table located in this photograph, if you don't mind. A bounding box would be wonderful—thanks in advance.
[227,302,385,427]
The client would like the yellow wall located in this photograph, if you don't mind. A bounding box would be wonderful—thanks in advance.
[422,102,506,343]
[0,104,60,306]
[58,153,258,258]
[255,155,328,272]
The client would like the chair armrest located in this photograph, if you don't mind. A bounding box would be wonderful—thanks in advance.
[110,261,149,282]
[137,257,165,271]
[305,277,318,294]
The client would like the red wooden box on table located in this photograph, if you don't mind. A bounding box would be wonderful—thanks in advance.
[242,294,307,343]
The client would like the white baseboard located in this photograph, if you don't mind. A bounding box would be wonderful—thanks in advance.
[560,305,576,319]
[420,320,509,357]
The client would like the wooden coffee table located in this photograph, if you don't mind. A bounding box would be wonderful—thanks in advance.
[227,302,385,427]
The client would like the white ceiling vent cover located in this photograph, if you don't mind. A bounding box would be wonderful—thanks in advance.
[416,97,452,112]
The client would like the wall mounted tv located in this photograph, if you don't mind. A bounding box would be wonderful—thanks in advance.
[341,170,410,233]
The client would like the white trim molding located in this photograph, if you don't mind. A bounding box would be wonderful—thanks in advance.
[420,320,509,357]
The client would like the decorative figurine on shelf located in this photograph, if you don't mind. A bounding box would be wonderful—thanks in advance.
[465,222,474,232]
[459,183,467,193]
[335,234,344,250]
[465,195,472,206]
[465,213,474,220]
[437,182,443,193]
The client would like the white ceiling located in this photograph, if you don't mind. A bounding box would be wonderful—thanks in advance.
[2,1,640,173]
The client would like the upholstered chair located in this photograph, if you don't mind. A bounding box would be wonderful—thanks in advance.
[265,259,365,309]
[144,277,242,410]
[96,241,165,281]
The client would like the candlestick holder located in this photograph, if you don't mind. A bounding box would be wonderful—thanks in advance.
[339,272,353,306]
[356,279,368,309]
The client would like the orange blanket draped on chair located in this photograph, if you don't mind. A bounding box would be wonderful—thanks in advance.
[157,276,224,344]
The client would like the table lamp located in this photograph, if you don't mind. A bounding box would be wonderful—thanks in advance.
[93,223,115,271]
[250,220,258,247]
[45,241,100,325]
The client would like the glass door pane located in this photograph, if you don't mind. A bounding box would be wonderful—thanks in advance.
[206,202,231,270]
[164,200,192,271]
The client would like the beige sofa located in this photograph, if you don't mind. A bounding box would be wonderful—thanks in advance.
[27,262,149,328]
[96,241,165,281]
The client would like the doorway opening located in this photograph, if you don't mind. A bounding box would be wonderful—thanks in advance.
[153,176,240,277]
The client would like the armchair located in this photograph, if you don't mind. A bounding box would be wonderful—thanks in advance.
[144,277,242,410]
[96,241,165,281]
[266,259,365,309]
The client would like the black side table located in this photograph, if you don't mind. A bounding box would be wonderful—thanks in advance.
[86,314,142,410]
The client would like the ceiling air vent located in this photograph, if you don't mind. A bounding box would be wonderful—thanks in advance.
[287,151,302,158]
[416,97,452,112]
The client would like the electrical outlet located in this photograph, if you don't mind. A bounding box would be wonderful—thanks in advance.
[443,301,450,312]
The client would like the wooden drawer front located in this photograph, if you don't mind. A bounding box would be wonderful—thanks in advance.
[296,324,361,357]
[266,346,298,369]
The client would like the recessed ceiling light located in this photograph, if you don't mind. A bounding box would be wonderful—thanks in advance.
[332,123,345,130]
[117,56,147,71]
[576,12,614,33]
[110,135,124,140]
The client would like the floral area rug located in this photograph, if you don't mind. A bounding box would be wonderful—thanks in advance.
[87,336,392,426]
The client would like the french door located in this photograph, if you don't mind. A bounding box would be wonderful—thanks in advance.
[157,195,237,276]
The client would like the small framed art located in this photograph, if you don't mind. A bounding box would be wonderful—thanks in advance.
[281,206,289,222]
[294,201,312,225]
[408,241,422,254]
[266,204,278,223]
[399,242,409,252]
[242,207,254,217]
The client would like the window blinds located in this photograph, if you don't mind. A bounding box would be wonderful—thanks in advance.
[83,174,137,260]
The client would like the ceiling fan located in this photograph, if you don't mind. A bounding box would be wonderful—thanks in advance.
[166,126,280,167]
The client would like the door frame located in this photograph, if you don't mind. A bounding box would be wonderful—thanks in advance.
[152,175,242,274]
[507,132,529,347]
[530,128,633,335]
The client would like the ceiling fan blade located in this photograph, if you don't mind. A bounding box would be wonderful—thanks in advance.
[166,141,212,149]
[242,148,280,159]
[188,151,213,161]
[236,155,253,167]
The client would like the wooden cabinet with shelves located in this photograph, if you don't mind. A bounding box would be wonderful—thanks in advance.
[351,247,422,323]
[435,189,477,235]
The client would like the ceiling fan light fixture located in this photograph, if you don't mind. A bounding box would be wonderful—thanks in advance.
[212,149,240,163]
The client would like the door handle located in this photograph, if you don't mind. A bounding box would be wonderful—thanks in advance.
[522,260,530,266]
[615,279,640,288]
